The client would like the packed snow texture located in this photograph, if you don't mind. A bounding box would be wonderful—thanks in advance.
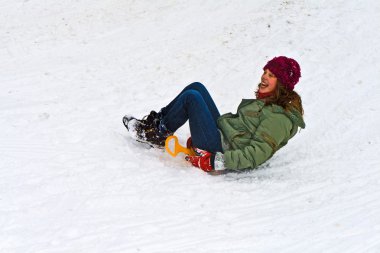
[1,0,380,252]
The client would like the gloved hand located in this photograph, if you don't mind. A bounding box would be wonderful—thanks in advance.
[186,137,196,154]
[185,147,214,172]
[186,137,193,149]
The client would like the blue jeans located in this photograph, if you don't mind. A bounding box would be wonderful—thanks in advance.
[160,82,223,153]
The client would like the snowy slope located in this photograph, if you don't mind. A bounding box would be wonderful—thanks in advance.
[1,0,380,252]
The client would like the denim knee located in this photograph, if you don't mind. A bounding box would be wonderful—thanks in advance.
[188,82,206,91]
[183,90,203,105]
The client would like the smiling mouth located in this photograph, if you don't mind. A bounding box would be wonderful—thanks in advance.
[260,82,268,88]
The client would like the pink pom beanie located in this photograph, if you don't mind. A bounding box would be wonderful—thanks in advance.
[263,56,301,91]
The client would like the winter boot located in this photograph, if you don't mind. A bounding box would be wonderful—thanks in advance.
[123,111,172,148]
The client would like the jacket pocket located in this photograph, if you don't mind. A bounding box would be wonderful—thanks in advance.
[261,131,278,154]
[230,130,252,148]
[231,131,247,141]
[244,111,261,117]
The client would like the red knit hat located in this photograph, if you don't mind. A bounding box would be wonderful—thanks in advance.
[263,56,301,91]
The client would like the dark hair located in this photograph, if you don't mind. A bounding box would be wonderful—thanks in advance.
[255,82,304,116]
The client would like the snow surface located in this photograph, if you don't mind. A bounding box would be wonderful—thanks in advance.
[1,0,380,252]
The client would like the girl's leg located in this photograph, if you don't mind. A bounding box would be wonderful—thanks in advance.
[160,82,220,123]
[160,88,222,153]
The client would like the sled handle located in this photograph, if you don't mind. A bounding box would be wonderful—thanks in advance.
[165,136,195,157]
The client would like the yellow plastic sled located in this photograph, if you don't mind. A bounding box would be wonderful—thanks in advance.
[165,136,195,157]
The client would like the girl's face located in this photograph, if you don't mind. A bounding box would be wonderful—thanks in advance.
[259,69,278,93]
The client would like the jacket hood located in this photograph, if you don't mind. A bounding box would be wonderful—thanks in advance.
[271,104,305,129]
[285,108,305,129]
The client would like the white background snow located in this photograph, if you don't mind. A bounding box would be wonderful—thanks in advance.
[1,0,380,252]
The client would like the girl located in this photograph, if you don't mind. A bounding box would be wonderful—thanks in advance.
[123,56,305,174]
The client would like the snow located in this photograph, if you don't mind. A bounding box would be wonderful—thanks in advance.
[1,0,380,252]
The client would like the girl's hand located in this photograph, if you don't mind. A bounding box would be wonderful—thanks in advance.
[185,148,213,172]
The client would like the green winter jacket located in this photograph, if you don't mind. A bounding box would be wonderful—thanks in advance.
[217,99,305,170]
